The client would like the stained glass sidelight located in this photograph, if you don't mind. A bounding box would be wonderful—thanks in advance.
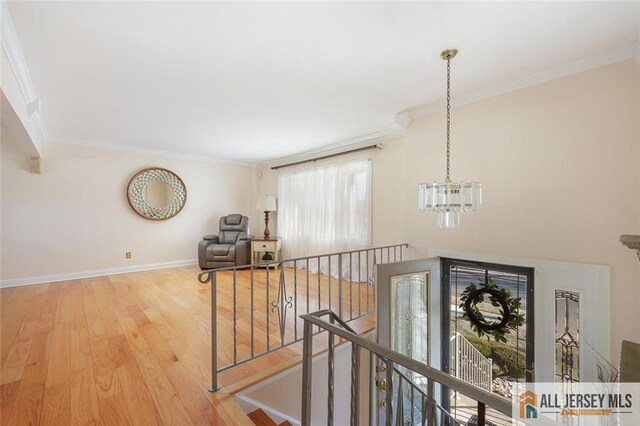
[555,290,580,383]
[391,273,429,365]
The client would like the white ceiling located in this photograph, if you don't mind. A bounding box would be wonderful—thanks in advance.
[7,1,639,163]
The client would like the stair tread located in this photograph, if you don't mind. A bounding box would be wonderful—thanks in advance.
[248,409,277,426]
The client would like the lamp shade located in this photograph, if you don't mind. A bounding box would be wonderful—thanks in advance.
[256,195,277,211]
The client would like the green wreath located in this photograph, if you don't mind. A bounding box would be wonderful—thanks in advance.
[459,277,525,343]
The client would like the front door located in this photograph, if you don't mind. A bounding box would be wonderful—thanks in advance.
[441,258,534,425]
[375,258,442,425]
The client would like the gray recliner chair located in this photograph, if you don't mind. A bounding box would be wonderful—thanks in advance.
[198,214,252,269]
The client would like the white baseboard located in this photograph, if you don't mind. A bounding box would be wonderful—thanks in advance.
[0,259,198,288]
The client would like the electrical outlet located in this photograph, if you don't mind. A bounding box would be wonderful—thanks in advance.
[125,252,132,259]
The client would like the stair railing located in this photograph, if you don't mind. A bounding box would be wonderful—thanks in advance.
[301,310,512,426]
[198,243,408,392]
[450,332,493,392]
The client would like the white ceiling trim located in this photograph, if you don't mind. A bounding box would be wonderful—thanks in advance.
[0,0,48,144]
[399,41,639,124]
[48,137,256,167]
[264,127,404,169]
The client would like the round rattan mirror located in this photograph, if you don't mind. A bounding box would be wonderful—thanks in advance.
[127,168,187,220]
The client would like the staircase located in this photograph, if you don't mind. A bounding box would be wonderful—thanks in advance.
[248,409,292,426]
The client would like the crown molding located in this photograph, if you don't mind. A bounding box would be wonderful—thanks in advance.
[0,0,48,144]
[402,41,639,121]
[264,127,404,169]
[48,136,256,167]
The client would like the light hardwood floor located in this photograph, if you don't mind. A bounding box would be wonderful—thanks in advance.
[0,266,374,425]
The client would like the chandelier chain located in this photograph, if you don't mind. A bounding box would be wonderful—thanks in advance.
[446,57,451,182]
[418,48,482,228]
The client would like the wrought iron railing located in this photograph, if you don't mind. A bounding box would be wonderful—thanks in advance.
[451,332,493,392]
[198,243,408,392]
[394,367,467,426]
[301,310,512,426]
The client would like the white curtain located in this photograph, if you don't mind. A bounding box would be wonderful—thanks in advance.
[278,159,371,276]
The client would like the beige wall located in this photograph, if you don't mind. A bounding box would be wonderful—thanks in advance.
[404,60,640,356]
[1,137,256,283]
[255,136,406,248]
[257,60,639,356]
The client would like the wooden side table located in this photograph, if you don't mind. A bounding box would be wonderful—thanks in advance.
[251,238,282,267]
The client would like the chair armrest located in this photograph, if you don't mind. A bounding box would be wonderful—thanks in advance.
[198,239,216,269]
[203,234,218,242]
[239,235,253,241]
[235,238,251,266]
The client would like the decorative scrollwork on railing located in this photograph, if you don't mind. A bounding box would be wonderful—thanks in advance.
[271,267,294,343]
[198,271,212,284]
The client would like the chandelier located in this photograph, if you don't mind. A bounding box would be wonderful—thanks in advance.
[417,49,482,228]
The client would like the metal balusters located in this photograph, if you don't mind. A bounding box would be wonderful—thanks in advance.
[328,255,332,313]
[266,266,270,351]
[293,261,298,340]
[250,267,254,357]
[301,320,313,426]
[452,332,493,391]
[350,344,360,426]
[488,358,493,392]
[357,251,361,318]
[277,266,288,346]
[396,373,404,426]
[426,376,435,425]
[198,244,409,392]
[373,249,378,270]
[327,316,335,426]
[306,258,310,316]
[233,269,237,364]
[366,250,370,313]
[317,257,321,311]
[209,271,219,392]
[368,352,374,426]
[477,402,486,426]
[317,257,321,333]
[349,252,353,320]
[298,309,512,425]
[338,255,343,319]
[410,383,415,425]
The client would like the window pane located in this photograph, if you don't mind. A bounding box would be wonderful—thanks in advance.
[555,290,580,383]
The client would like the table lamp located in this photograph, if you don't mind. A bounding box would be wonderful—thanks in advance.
[256,195,277,238]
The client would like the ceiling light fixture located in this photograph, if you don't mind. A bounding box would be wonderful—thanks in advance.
[418,49,482,228]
